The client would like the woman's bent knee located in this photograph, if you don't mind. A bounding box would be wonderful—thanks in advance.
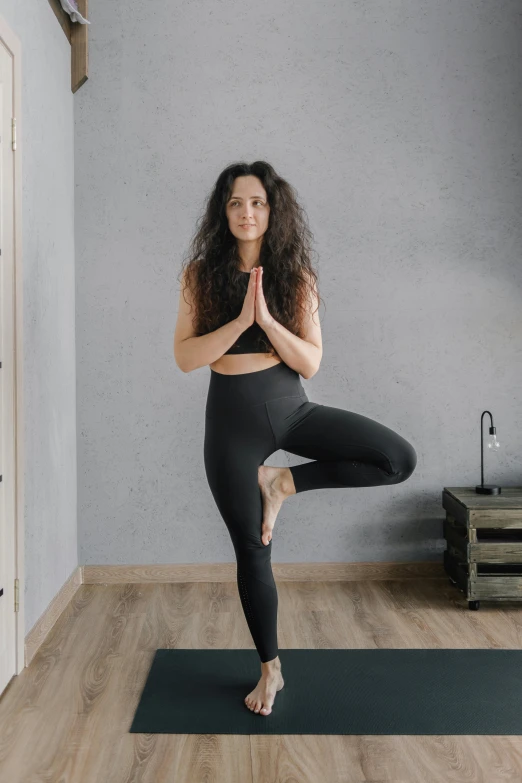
[389,442,417,483]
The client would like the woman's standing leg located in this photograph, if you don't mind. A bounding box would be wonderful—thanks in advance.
[204,407,286,716]
[203,410,280,663]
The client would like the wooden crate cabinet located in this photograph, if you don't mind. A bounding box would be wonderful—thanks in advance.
[442,487,522,610]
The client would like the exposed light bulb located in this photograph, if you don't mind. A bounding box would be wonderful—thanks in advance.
[486,433,500,451]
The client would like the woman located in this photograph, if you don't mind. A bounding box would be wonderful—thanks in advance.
[174,161,417,717]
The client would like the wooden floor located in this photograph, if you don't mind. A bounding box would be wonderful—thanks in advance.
[1,578,522,782]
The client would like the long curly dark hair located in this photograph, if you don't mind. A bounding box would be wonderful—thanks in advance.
[178,160,322,360]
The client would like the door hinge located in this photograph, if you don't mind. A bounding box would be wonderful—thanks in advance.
[11,117,16,151]
[14,578,19,612]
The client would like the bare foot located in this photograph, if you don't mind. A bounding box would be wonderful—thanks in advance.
[244,670,285,716]
[258,466,295,546]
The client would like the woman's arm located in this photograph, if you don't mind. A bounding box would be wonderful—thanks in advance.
[262,320,321,380]
[175,320,245,373]
[262,272,322,380]
[174,269,246,373]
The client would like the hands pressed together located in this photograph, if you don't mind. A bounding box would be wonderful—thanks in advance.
[237,267,274,331]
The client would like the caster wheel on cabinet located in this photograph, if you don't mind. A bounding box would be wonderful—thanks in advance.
[468,600,480,610]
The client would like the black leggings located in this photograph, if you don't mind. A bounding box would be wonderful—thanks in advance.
[204,361,417,663]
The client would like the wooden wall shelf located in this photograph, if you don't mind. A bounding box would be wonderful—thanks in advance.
[47,0,88,93]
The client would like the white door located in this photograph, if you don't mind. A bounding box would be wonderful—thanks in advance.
[0,34,19,695]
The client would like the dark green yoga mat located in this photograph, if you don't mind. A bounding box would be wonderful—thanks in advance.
[129,648,522,735]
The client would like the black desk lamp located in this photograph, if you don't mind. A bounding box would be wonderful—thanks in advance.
[475,410,501,495]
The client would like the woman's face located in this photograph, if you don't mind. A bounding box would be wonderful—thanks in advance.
[225,175,270,244]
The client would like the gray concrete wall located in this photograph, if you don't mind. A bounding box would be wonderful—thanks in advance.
[1,0,77,635]
[75,0,522,571]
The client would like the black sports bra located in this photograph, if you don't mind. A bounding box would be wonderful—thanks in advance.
[224,270,274,355]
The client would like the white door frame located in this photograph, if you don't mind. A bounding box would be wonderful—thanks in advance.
[0,12,25,688]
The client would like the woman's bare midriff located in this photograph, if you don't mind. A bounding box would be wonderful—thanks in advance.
[209,353,282,375]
